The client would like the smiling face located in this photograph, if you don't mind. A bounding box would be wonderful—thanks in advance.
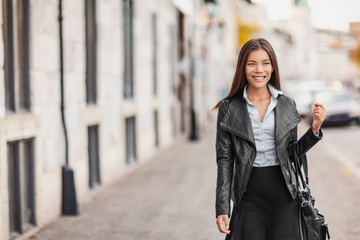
[245,48,273,91]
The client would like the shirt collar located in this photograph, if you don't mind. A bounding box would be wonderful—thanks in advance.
[243,83,283,103]
[268,84,283,98]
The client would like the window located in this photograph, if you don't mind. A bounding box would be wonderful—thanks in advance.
[3,0,31,112]
[8,138,36,238]
[169,25,176,94]
[123,0,134,99]
[154,110,159,147]
[85,0,97,104]
[152,14,158,96]
[171,106,176,137]
[88,125,101,189]
[125,116,136,165]
[177,10,186,133]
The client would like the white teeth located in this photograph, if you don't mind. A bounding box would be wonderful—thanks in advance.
[253,76,265,80]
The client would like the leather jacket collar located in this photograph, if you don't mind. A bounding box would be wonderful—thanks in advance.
[219,91,302,145]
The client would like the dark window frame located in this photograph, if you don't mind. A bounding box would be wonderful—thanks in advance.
[152,13,157,96]
[154,110,159,147]
[3,0,31,112]
[125,116,136,165]
[85,0,97,104]
[88,125,101,189]
[123,0,134,99]
[171,106,176,137]
[169,25,176,94]
[7,138,36,238]
[18,0,31,110]
[3,0,16,111]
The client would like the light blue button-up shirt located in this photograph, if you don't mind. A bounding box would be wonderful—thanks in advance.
[243,84,282,167]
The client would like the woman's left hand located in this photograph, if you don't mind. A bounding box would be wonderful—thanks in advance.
[312,103,327,134]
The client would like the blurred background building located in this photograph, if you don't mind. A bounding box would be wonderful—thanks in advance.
[0,0,359,239]
[0,0,253,239]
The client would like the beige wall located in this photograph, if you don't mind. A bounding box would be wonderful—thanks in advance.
[0,0,242,238]
[0,0,183,239]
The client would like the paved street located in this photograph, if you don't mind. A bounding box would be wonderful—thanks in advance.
[320,125,360,174]
[32,122,360,240]
[305,124,360,240]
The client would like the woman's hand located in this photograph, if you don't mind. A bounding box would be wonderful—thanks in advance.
[312,103,327,134]
[216,214,231,234]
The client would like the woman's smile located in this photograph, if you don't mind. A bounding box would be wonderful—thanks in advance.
[252,76,266,81]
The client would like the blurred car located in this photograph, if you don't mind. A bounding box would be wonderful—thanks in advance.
[306,90,360,126]
[284,80,329,117]
[292,91,315,117]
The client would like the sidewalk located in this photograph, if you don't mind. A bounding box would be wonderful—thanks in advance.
[33,128,221,240]
[306,136,360,240]
[33,124,360,240]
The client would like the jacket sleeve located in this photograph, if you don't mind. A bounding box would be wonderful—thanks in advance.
[215,100,234,218]
[296,127,323,158]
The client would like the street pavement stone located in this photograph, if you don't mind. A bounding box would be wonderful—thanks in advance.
[307,140,360,239]
[32,123,360,240]
[33,128,221,240]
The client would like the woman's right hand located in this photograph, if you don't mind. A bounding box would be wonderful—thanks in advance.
[216,214,231,234]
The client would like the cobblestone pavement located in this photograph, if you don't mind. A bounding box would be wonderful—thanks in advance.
[32,123,360,240]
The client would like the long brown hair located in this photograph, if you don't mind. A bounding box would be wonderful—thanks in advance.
[212,38,281,111]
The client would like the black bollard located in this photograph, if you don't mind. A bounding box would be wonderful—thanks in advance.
[61,165,78,215]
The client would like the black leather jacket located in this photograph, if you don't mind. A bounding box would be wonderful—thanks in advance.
[215,92,322,218]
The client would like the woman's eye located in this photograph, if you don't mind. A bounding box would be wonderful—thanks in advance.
[264,62,270,65]
[248,63,255,66]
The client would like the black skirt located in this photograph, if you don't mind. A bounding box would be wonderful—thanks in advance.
[225,165,300,240]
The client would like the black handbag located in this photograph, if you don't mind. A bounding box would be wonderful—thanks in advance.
[289,141,330,240]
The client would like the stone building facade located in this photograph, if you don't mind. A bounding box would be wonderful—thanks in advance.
[0,0,251,239]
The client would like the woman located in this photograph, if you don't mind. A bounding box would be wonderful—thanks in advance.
[213,38,326,240]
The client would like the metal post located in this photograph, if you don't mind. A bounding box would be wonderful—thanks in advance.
[189,37,199,141]
[59,0,78,215]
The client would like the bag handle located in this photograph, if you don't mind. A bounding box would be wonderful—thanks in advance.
[289,141,309,191]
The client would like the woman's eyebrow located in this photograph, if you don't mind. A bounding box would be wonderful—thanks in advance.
[247,59,270,62]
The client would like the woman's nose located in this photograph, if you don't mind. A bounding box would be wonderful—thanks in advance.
[255,65,263,72]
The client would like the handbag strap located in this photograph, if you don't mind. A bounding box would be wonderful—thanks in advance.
[290,142,330,240]
[301,153,309,185]
[290,141,309,190]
